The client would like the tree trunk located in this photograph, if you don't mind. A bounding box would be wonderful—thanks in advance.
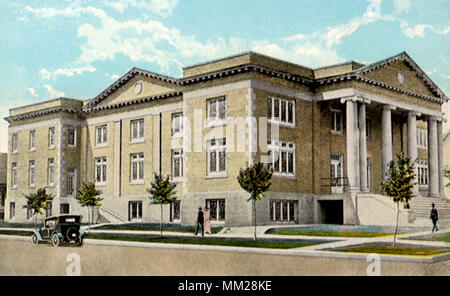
[87,206,91,233]
[160,203,163,238]
[393,201,399,247]
[253,199,257,241]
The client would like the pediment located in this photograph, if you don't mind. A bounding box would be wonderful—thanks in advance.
[85,68,179,110]
[357,52,446,100]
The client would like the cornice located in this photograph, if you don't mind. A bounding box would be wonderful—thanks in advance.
[4,106,83,123]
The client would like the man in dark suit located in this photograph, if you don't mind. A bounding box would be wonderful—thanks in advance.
[195,207,204,236]
[430,203,439,233]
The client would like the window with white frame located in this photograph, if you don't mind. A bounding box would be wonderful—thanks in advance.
[268,140,295,176]
[207,139,226,175]
[67,127,76,146]
[417,128,428,149]
[95,157,107,184]
[48,127,56,148]
[29,130,36,150]
[331,109,343,134]
[12,133,18,153]
[67,168,77,196]
[96,125,107,146]
[131,119,144,142]
[170,200,181,222]
[207,96,226,123]
[11,162,17,188]
[29,160,35,187]
[9,202,15,219]
[130,153,144,183]
[128,201,142,220]
[270,200,297,223]
[417,160,428,185]
[172,149,183,179]
[47,158,55,186]
[171,113,183,137]
[206,199,225,222]
[267,97,295,125]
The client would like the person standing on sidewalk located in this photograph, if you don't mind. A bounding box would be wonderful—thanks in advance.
[203,206,211,235]
[195,207,204,236]
[430,203,439,233]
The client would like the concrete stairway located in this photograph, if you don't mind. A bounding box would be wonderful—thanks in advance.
[410,196,450,225]
[98,206,127,223]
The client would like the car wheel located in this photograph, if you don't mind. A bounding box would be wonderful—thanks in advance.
[31,234,39,245]
[76,237,83,247]
[51,233,60,247]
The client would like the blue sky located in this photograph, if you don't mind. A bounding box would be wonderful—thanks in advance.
[0,0,449,152]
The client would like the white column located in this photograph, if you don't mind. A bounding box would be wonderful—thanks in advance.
[381,105,394,180]
[437,119,445,197]
[407,112,419,195]
[427,117,439,197]
[359,102,368,193]
[343,98,358,192]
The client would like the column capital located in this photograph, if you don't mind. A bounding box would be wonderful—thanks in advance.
[408,111,421,118]
[382,104,396,111]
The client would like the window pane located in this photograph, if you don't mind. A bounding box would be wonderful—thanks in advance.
[218,99,226,120]
[270,201,274,221]
[219,151,226,172]
[219,200,225,221]
[282,201,288,221]
[281,151,287,173]
[139,162,144,179]
[275,201,281,221]
[102,164,107,182]
[288,152,294,174]
[281,100,286,122]
[210,151,216,172]
[139,120,144,138]
[267,98,272,119]
[288,102,293,123]
[210,200,217,220]
[209,100,216,120]
[274,99,279,118]
[274,151,279,172]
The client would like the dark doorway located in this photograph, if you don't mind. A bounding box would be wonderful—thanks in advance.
[318,200,343,224]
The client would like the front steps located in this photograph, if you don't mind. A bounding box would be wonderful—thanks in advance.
[98,206,127,223]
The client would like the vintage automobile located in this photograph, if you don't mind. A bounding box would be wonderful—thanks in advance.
[31,214,85,247]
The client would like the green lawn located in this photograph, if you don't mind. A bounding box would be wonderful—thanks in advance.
[335,245,448,257]
[428,232,450,242]
[96,223,223,234]
[0,230,32,236]
[87,234,323,249]
[269,229,394,238]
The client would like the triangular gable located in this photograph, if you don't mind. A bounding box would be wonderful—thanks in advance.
[356,52,448,101]
[84,68,179,110]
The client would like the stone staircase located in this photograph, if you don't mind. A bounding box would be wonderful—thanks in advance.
[98,206,127,223]
[410,196,450,226]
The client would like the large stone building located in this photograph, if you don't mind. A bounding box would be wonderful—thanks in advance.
[0,153,6,219]
[445,130,450,198]
[4,51,448,226]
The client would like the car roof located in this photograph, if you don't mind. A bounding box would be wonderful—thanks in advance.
[44,214,82,221]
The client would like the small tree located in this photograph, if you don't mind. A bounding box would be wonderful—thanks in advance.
[445,168,450,188]
[23,188,54,227]
[76,181,103,232]
[381,153,416,247]
[237,161,273,241]
[147,173,177,237]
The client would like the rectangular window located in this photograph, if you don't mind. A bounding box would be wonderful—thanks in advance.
[95,157,107,184]
[11,162,17,187]
[60,203,70,214]
[48,158,55,186]
[26,203,33,220]
[417,128,428,149]
[131,119,144,141]
[331,109,343,134]
[12,133,18,153]
[130,153,144,183]
[207,96,226,123]
[172,149,183,179]
[270,200,297,223]
[96,125,107,145]
[48,127,56,148]
[29,130,36,150]
[45,202,52,217]
[417,160,429,185]
[171,113,183,137]
[67,128,76,146]
[29,160,35,187]
[170,200,181,222]
[331,154,344,194]
[128,201,142,221]
[67,168,76,196]
[206,199,225,222]
[268,140,295,176]
[9,202,15,219]
[267,96,295,126]
[207,139,226,175]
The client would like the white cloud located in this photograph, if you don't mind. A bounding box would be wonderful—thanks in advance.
[393,0,411,14]
[110,74,120,80]
[40,65,96,80]
[402,23,450,38]
[28,88,37,97]
[105,0,178,16]
[44,85,65,98]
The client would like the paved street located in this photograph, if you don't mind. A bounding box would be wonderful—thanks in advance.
[0,236,448,276]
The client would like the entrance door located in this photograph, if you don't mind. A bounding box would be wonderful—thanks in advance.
[331,155,344,194]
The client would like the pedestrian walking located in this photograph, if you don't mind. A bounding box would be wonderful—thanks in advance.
[195,207,204,236]
[430,203,439,233]
[203,206,211,234]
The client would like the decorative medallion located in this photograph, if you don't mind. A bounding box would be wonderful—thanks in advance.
[397,71,405,85]
[134,81,143,94]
